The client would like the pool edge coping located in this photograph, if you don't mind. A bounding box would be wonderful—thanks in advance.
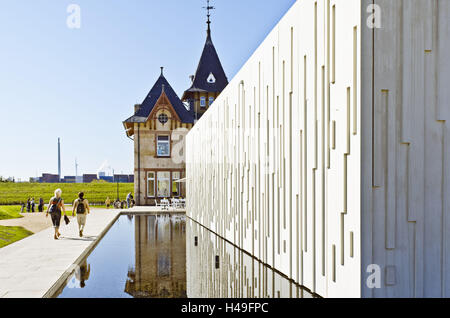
[42,211,122,298]
[42,210,187,298]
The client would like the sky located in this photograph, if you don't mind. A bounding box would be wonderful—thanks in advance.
[0,0,296,181]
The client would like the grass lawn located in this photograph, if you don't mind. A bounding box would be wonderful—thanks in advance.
[0,182,134,205]
[0,226,33,248]
[0,204,110,249]
[0,206,23,220]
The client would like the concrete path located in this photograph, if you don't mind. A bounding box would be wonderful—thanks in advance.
[0,213,52,233]
[0,209,120,298]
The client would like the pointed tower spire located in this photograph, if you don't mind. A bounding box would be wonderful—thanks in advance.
[204,0,215,37]
[181,0,228,118]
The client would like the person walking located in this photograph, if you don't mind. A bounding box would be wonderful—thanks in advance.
[126,192,133,209]
[31,198,35,213]
[72,192,90,238]
[46,189,67,240]
[105,197,111,209]
[26,198,31,213]
[38,198,44,212]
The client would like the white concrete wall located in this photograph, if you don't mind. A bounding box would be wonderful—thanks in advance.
[186,0,362,298]
[361,0,450,297]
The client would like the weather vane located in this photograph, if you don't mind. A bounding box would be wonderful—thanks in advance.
[203,0,215,31]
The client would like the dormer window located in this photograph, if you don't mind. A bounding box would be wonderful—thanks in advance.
[207,72,216,84]
[209,97,214,106]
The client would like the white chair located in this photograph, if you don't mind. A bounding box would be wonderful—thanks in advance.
[173,198,181,209]
[161,199,170,210]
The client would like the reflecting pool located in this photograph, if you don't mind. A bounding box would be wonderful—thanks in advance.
[55,214,313,298]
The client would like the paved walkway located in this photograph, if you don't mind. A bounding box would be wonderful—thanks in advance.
[0,209,120,298]
[0,213,52,233]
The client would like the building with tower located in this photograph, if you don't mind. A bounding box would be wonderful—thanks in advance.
[123,3,227,206]
[181,2,228,121]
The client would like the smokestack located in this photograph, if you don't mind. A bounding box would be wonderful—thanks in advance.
[75,158,78,179]
[58,138,61,182]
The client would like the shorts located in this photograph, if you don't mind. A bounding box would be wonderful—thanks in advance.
[77,213,87,227]
[50,211,62,228]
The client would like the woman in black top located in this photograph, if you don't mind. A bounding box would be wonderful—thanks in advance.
[46,189,67,240]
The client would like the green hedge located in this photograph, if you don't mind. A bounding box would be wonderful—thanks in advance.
[0,182,134,205]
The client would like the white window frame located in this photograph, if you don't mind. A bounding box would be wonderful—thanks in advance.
[157,171,171,198]
[200,96,206,108]
[157,135,170,157]
[172,171,181,197]
[147,172,155,198]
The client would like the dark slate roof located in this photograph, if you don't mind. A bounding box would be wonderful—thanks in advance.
[124,72,194,124]
[123,115,147,124]
[183,30,228,96]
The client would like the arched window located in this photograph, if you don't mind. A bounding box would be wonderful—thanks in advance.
[209,97,214,106]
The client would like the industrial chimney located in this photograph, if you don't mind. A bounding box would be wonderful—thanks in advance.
[58,138,61,182]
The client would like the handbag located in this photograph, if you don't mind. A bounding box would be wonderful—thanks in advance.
[49,198,61,213]
[64,215,70,225]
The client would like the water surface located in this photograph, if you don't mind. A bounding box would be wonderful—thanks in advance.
[56,214,313,298]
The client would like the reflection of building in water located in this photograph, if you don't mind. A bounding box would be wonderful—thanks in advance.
[75,260,91,288]
[125,215,187,298]
[186,219,315,298]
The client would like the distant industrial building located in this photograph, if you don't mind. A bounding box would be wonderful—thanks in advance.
[34,173,133,183]
[99,176,114,183]
[40,174,60,183]
[62,176,76,183]
[113,174,132,183]
[82,174,98,183]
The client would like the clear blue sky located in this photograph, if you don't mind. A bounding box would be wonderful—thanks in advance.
[0,0,295,181]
